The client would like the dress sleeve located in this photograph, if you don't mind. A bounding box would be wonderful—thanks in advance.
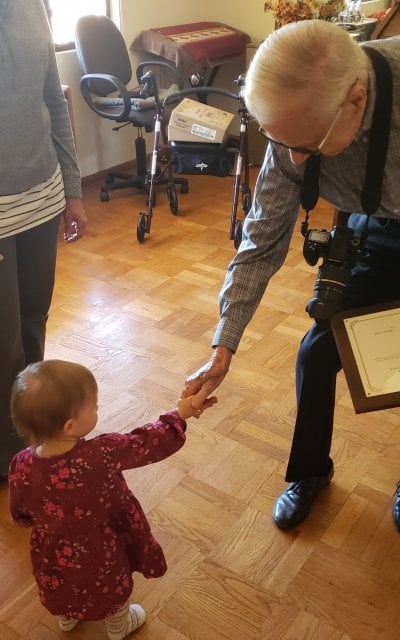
[8,457,33,528]
[95,411,187,471]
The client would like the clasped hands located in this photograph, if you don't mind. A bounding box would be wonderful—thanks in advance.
[176,346,233,420]
[176,393,218,420]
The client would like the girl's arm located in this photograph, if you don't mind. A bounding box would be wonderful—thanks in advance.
[96,394,217,471]
[96,411,188,471]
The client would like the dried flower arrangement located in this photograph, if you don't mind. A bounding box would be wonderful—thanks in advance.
[264,0,346,28]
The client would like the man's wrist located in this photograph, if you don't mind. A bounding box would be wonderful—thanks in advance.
[212,344,235,356]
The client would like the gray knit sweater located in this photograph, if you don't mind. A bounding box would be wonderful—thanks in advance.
[0,0,81,197]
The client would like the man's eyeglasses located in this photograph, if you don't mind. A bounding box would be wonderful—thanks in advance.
[259,105,343,157]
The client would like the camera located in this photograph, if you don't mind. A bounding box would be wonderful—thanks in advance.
[302,225,366,320]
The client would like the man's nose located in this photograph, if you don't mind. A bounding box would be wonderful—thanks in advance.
[289,150,310,165]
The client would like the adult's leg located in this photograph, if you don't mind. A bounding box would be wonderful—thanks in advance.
[274,216,400,527]
[286,215,400,482]
[16,215,61,363]
[285,321,341,481]
[0,236,26,474]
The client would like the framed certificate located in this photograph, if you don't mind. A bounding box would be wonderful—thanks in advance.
[331,301,400,413]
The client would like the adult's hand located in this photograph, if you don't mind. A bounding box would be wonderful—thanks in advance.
[63,196,87,242]
[182,346,233,408]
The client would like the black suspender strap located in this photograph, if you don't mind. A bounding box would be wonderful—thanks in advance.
[361,46,393,214]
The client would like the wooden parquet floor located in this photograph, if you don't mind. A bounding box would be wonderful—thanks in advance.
[1,169,400,640]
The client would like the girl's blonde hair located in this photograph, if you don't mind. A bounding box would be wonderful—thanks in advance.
[244,20,369,124]
[11,360,98,444]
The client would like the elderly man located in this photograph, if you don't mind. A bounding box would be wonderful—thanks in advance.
[183,19,400,530]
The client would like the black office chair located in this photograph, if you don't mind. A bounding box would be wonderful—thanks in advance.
[75,15,188,202]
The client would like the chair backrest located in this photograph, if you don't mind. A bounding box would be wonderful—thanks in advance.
[75,15,132,96]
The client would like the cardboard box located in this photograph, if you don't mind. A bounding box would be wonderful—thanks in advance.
[168,98,234,144]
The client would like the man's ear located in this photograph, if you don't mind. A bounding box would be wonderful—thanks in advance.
[349,82,367,110]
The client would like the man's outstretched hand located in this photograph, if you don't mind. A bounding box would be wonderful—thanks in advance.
[181,346,233,407]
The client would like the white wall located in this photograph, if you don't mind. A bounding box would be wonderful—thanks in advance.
[56,0,389,178]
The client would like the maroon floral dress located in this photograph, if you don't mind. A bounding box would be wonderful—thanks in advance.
[8,412,186,621]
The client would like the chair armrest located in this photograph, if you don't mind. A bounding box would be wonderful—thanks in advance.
[136,61,184,90]
[79,73,142,121]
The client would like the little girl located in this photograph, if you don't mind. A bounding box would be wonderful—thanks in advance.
[8,359,216,639]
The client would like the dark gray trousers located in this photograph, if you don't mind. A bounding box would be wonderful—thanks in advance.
[0,215,60,473]
[286,215,400,481]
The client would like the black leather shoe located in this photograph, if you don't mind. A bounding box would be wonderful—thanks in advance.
[273,465,334,529]
[392,482,400,531]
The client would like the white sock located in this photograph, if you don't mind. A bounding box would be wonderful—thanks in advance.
[58,616,79,631]
[105,602,146,640]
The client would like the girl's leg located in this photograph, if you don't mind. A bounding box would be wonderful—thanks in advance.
[58,616,79,631]
[105,601,146,640]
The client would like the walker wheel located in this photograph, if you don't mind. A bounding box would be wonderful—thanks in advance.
[137,213,147,243]
[233,220,243,249]
[167,184,179,215]
[100,188,109,202]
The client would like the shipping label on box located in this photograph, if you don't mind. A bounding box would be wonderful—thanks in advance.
[168,98,234,144]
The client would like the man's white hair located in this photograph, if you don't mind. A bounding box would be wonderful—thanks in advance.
[244,20,369,124]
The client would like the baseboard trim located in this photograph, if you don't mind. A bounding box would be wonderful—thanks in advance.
[81,160,136,186]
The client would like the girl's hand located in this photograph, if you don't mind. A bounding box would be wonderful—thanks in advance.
[176,394,218,420]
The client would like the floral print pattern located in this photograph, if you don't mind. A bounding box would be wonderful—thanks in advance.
[8,412,186,621]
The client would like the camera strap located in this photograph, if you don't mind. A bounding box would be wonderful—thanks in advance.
[301,154,321,215]
[300,45,393,220]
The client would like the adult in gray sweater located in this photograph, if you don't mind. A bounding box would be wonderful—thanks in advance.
[0,0,87,475]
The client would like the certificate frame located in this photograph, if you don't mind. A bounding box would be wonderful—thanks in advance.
[331,301,400,413]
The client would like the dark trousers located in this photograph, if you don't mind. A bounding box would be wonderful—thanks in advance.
[286,214,400,481]
[0,215,61,474]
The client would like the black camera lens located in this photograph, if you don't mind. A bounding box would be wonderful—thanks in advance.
[306,262,351,320]
[303,224,366,321]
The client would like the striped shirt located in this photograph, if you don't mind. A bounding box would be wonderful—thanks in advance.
[213,37,400,352]
[0,165,65,239]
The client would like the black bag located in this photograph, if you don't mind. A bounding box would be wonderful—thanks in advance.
[171,139,237,177]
